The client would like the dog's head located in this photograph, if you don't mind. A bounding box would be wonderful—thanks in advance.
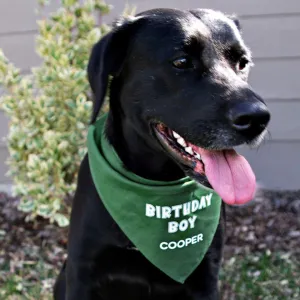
[88,8,270,205]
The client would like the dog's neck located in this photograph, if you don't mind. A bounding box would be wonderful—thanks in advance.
[105,113,184,182]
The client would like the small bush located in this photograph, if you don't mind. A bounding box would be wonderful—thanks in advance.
[0,0,111,226]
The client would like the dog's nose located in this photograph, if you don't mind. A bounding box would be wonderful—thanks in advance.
[228,101,270,134]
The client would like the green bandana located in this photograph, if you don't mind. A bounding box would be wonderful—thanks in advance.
[87,114,222,283]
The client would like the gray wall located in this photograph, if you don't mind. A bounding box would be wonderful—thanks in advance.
[1,0,300,190]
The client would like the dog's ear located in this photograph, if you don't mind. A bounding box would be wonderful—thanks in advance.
[227,14,241,31]
[87,16,144,123]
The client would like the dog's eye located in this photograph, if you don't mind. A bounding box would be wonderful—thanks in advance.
[238,57,250,71]
[172,57,194,69]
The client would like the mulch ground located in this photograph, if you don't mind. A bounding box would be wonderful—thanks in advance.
[0,189,299,297]
[224,189,300,260]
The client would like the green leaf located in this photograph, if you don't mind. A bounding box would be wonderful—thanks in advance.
[53,213,70,227]
[62,0,77,7]
[37,204,52,218]
[19,200,35,213]
[38,0,50,6]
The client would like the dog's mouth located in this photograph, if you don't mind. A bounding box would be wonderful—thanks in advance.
[153,123,257,205]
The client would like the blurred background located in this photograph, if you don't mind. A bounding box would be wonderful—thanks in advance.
[0,1,299,299]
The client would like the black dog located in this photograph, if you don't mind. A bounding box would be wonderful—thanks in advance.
[54,8,270,300]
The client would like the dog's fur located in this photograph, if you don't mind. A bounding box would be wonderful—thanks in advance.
[54,8,270,299]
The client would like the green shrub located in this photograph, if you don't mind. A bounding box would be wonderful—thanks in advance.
[0,0,111,226]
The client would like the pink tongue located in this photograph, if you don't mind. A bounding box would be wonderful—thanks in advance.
[193,147,256,205]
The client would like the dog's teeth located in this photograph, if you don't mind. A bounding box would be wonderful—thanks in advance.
[185,146,193,155]
[194,152,201,160]
[177,137,187,147]
[173,131,180,139]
